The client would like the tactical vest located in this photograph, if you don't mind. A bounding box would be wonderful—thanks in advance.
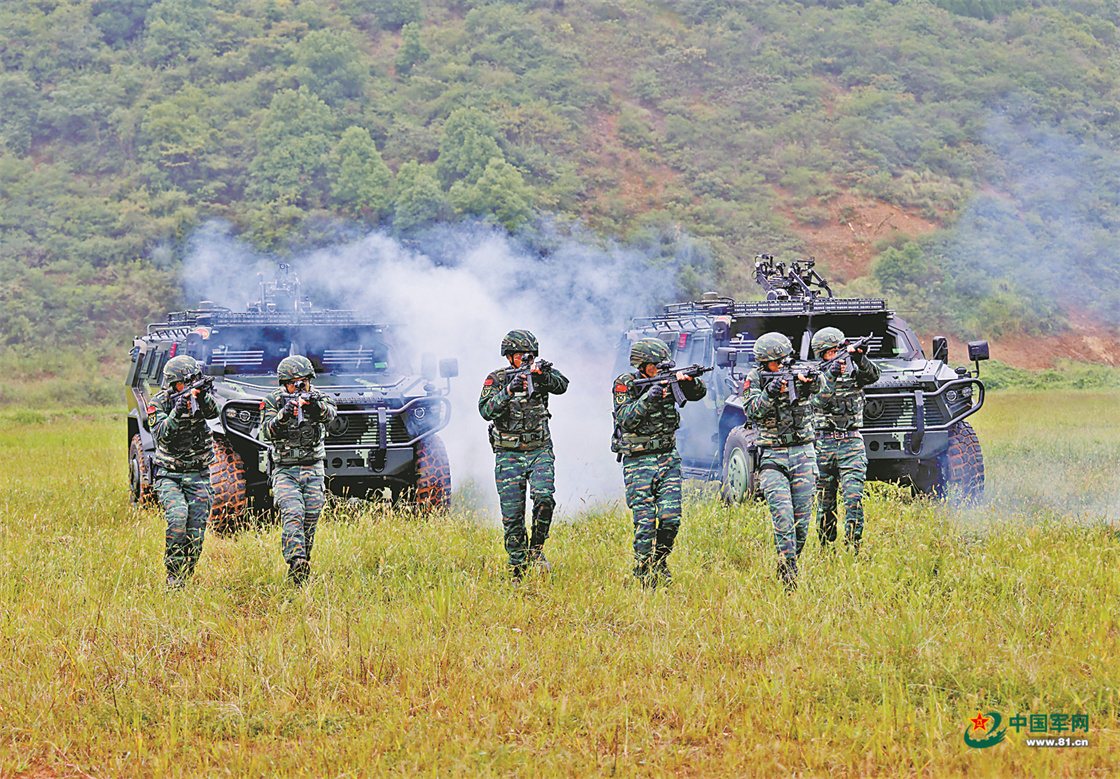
[148,390,216,472]
[745,369,815,448]
[483,369,554,452]
[261,388,332,465]
[812,358,880,432]
[611,373,681,456]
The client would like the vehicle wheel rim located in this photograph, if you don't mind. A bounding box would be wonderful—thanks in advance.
[129,457,141,501]
[727,448,748,499]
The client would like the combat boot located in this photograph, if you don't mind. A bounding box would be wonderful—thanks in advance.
[818,510,838,551]
[528,547,552,573]
[633,558,656,590]
[653,525,678,585]
[288,557,311,587]
[777,557,798,591]
[166,575,185,591]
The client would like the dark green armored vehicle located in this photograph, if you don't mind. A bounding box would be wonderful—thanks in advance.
[618,257,989,504]
[127,268,458,530]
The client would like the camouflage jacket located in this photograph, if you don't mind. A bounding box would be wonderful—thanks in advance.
[611,372,706,456]
[260,388,338,466]
[812,352,881,432]
[743,368,820,448]
[147,388,219,473]
[478,364,569,452]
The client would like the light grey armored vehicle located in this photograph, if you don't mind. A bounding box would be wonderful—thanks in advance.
[617,256,989,503]
[127,268,458,531]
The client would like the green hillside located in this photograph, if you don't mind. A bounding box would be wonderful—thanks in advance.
[2,0,1119,387]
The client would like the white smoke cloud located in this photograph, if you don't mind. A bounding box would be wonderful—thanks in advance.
[180,219,707,521]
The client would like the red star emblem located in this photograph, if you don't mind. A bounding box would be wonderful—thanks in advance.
[970,711,991,733]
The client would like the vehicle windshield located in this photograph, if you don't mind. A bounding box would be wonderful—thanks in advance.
[199,326,400,376]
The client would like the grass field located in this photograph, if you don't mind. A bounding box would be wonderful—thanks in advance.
[0,392,1118,777]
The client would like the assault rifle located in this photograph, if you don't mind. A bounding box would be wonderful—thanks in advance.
[816,335,874,377]
[169,375,214,417]
[758,358,819,403]
[279,390,323,424]
[505,357,553,396]
[633,362,713,406]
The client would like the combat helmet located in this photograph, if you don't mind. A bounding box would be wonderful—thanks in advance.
[163,355,201,387]
[630,338,671,369]
[277,355,316,384]
[501,329,538,357]
[753,332,793,363]
[811,327,845,356]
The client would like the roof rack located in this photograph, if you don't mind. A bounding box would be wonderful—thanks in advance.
[148,309,396,336]
[658,297,888,318]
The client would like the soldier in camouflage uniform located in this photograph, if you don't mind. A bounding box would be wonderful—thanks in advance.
[612,338,706,588]
[811,326,881,554]
[146,355,219,588]
[743,332,821,588]
[260,355,338,586]
[478,330,569,580]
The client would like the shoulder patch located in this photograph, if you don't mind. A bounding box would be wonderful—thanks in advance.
[146,405,157,414]
[259,400,266,410]
[743,379,751,391]
[614,383,628,393]
[484,377,494,386]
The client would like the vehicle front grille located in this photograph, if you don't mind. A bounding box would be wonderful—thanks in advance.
[863,394,948,430]
[327,413,411,447]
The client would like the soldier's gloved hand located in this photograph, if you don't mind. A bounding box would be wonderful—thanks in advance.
[765,378,784,398]
[828,361,844,378]
[173,394,192,417]
[509,374,528,393]
[306,397,323,421]
[646,384,666,401]
[278,399,298,421]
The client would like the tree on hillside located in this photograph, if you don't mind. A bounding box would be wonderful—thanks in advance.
[345,0,422,31]
[248,88,333,207]
[393,161,452,232]
[394,22,429,76]
[436,107,505,187]
[92,0,154,46]
[449,157,534,231]
[294,29,369,106]
[331,126,394,219]
[142,0,213,65]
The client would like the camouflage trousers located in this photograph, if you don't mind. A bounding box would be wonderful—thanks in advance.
[815,435,869,549]
[155,470,212,578]
[494,447,555,569]
[758,443,818,563]
[622,450,682,565]
[272,462,326,565]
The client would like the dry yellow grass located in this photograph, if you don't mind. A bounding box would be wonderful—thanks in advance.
[0,393,1117,777]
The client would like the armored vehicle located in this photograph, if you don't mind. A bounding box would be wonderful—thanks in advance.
[127,267,458,531]
[618,256,989,503]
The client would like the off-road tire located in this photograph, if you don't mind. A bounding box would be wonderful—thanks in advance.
[720,426,758,504]
[938,421,985,504]
[129,434,157,506]
[209,437,250,534]
[412,434,451,511]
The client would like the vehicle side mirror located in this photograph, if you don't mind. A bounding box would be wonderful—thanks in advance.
[713,318,731,345]
[439,358,459,379]
[931,336,948,363]
[967,341,989,362]
[716,347,738,368]
[421,353,437,382]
